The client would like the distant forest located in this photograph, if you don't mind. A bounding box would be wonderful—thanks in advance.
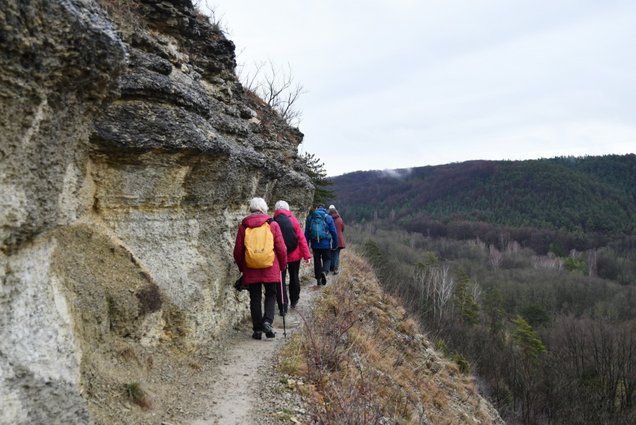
[332,155,636,254]
[333,154,636,424]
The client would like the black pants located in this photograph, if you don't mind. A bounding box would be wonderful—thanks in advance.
[278,260,301,311]
[313,248,332,280]
[247,283,276,332]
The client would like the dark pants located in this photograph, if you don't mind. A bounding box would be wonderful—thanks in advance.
[247,283,276,332]
[278,260,301,311]
[313,248,332,281]
[330,248,341,272]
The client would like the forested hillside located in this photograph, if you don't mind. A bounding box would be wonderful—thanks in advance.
[335,154,636,424]
[350,225,636,425]
[333,155,636,252]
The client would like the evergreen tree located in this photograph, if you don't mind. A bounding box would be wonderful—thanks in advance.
[454,270,480,326]
[484,288,505,336]
[512,316,546,362]
[511,315,546,424]
[301,152,334,206]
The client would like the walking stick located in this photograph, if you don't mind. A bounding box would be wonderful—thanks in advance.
[279,272,287,338]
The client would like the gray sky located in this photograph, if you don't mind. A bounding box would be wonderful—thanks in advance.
[207,0,636,176]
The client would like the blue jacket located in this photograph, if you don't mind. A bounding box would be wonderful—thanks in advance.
[305,208,339,250]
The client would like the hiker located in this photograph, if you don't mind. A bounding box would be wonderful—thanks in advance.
[233,197,288,340]
[305,204,338,285]
[273,200,311,314]
[328,204,346,274]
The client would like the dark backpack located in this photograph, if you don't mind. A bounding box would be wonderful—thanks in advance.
[273,214,298,254]
[308,210,332,242]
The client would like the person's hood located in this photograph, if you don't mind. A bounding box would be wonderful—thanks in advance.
[274,209,292,218]
[315,207,328,214]
[241,213,271,228]
[330,212,340,219]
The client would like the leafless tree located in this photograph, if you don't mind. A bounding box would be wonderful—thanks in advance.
[236,60,264,93]
[587,248,598,277]
[238,60,305,126]
[194,1,226,32]
[533,253,562,271]
[414,261,455,326]
[489,244,503,269]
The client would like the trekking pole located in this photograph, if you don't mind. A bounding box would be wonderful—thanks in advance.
[279,272,287,338]
[282,311,287,338]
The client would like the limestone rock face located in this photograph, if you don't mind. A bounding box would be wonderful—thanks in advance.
[0,0,313,423]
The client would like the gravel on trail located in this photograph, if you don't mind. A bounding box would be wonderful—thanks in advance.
[186,276,328,425]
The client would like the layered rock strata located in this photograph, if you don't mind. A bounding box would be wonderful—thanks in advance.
[0,0,312,423]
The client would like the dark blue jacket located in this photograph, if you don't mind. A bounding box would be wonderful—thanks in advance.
[305,208,339,250]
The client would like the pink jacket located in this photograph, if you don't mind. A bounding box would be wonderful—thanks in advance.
[273,209,311,263]
[233,213,288,284]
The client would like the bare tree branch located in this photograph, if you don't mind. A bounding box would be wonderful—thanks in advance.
[237,60,305,126]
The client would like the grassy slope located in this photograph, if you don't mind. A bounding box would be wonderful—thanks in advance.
[277,251,503,425]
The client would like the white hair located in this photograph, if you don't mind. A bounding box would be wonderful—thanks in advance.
[249,197,268,214]
[275,200,290,211]
[328,204,336,212]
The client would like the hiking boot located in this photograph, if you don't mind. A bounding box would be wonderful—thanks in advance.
[333,269,339,275]
[262,322,275,338]
[252,331,262,340]
[321,272,327,285]
[290,302,297,309]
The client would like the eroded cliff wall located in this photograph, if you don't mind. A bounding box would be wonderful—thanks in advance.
[0,0,312,423]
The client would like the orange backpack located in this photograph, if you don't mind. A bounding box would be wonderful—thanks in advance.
[244,219,275,269]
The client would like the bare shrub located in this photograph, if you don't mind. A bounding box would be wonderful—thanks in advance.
[533,254,563,271]
[97,0,146,34]
[125,382,151,410]
[136,283,162,315]
[297,302,359,383]
[489,245,503,269]
[237,60,305,126]
[193,1,225,32]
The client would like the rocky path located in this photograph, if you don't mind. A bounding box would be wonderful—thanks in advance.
[186,278,324,425]
[92,274,328,425]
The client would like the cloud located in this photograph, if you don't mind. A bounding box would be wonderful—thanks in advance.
[381,168,413,179]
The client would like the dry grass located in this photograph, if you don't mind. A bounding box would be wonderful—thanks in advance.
[188,360,202,370]
[97,0,147,36]
[280,251,501,424]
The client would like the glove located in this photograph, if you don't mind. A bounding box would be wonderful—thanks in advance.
[233,275,247,291]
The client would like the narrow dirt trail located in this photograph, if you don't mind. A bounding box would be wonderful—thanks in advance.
[186,278,324,425]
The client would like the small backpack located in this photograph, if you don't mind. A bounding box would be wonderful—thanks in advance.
[308,210,332,242]
[273,214,298,254]
[244,219,275,269]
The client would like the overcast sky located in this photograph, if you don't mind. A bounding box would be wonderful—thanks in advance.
[206,0,636,176]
